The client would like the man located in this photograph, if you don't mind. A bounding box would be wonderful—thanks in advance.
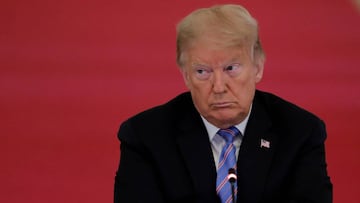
[114,4,332,203]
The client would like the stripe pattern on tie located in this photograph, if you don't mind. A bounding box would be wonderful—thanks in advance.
[216,126,241,203]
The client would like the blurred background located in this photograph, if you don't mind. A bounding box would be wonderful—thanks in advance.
[1,0,359,202]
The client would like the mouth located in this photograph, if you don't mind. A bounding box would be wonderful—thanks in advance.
[211,102,234,108]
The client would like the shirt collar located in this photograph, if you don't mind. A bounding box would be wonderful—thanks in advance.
[201,104,252,141]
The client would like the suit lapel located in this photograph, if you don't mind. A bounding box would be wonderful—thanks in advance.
[237,92,278,202]
[174,98,217,198]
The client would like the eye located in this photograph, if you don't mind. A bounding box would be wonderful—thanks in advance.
[196,69,206,74]
[225,64,239,71]
[194,66,211,80]
[224,64,241,76]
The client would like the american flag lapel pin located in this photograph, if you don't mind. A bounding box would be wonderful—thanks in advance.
[260,139,270,148]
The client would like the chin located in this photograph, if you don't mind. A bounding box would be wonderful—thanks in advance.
[213,110,246,124]
[214,109,238,119]
[209,114,238,127]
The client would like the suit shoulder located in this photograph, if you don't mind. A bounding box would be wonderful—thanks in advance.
[118,92,193,139]
[125,92,192,123]
[255,90,323,125]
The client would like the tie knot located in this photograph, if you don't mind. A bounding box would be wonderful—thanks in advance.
[217,126,240,143]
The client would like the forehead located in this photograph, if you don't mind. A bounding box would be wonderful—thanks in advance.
[186,39,251,66]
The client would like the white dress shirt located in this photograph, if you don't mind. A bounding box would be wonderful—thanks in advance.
[200,106,251,170]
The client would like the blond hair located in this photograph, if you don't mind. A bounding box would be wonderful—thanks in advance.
[176,4,265,67]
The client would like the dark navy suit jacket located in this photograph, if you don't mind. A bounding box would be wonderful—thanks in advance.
[114,90,332,203]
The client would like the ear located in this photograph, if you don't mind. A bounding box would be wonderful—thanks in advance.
[254,58,265,83]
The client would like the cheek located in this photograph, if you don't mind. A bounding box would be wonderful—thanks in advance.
[230,74,257,100]
[188,75,209,90]
[240,69,258,85]
[188,80,212,103]
[230,74,252,88]
[191,83,211,101]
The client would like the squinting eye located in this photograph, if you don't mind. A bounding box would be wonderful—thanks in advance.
[225,64,241,75]
[226,65,235,71]
[225,64,238,71]
[194,67,211,80]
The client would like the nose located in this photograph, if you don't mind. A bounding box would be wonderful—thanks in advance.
[212,71,226,94]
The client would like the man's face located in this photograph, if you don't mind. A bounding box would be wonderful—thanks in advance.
[181,39,264,129]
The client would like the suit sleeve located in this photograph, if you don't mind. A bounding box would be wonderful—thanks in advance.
[114,120,165,203]
[289,119,333,203]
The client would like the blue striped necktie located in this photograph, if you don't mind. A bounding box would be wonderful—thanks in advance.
[216,126,241,203]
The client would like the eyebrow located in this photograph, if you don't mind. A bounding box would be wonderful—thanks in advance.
[191,62,210,67]
[191,57,242,68]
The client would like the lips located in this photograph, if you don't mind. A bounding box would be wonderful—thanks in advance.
[211,102,233,108]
